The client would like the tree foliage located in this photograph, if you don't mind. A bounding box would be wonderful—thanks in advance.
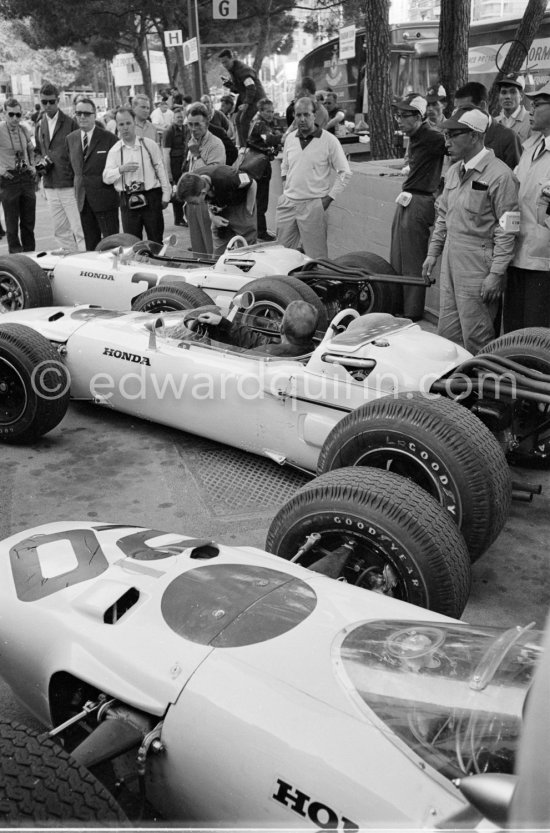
[487,0,548,113]
[0,15,84,88]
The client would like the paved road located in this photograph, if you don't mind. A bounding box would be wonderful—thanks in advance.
[1,178,549,734]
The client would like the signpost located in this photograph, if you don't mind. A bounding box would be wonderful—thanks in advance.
[213,0,237,19]
[339,25,356,60]
[183,37,199,65]
[164,29,184,47]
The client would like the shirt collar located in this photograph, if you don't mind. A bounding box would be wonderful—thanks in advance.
[464,146,490,171]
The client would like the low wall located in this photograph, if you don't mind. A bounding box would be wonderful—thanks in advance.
[266,156,441,321]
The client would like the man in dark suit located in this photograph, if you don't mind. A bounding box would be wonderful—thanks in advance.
[66,97,119,250]
[34,81,85,251]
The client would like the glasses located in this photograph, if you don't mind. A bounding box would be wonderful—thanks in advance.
[41,98,57,105]
[7,112,22,118]
[443,130,471,139]
[76,111,95,117]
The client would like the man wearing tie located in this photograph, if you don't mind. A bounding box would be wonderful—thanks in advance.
[422,105,519,354]
[66,97,119,251]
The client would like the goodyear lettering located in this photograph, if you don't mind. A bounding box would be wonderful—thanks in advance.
[272,778,359,830]
[80,270,114,281]
[103,347,151,366]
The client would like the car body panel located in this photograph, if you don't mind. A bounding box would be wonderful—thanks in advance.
[27,244,310,314]
[0,520,538,828]
[0,305,472,470]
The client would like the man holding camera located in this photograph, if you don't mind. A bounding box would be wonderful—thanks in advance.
[34,82,85,252]
[103,106,171,243]
[0,98,36,253]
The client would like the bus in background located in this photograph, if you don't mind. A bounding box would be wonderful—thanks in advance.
[297,14,550,118]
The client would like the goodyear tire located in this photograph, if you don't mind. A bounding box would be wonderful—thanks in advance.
[131,284,215,313]
[0,255,53,311]
[95,233,140,252]
[478,328,550,468]
[266,468,471,617]
[317,393,512,561]
[0,324,69,443]
[0,718,128,824]
[332,251,400,315]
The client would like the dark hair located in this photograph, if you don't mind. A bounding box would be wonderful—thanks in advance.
[257,98,273,110]
[220,94,234,104]
[218,48,233,59]
[75,96,96,112]
[176,172,205,202]
[4,98,21,111]
[183,94,193,104]
[40,82,59,97]
[455,81,488,105]
[299,76,316,95]
[187,103,209,120]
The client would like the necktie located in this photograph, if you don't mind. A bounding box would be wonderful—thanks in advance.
[82,132,88,158]
[532,137,546,162]
[459,163,466,181]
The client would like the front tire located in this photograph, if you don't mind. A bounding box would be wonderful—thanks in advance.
[0,255,53,311]
[266,468,471,617]
[0,718,127,823]
[0,324,69,443]
[318,393,512,561]
[131,284,215,313]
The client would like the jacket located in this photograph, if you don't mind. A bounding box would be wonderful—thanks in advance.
[35,109,78,188]
[223,60,265,108]
[512,133,550,271]
[66,127,119,213]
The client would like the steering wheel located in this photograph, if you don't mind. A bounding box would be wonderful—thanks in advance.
[181,304,222,343]
[132,240,161,258]
[321,308,360,344]
[225,235,248,252]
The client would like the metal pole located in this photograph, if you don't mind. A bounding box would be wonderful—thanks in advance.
[194,0,203,97]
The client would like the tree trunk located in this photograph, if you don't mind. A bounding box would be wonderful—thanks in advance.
[364,0,395,159]
[134,48,152,101]
[438,0,471,112]
[487,0,547,113]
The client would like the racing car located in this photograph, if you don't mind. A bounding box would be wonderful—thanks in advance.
[0,233,419,324]
[0,517,544,827]
[1,300,549,571]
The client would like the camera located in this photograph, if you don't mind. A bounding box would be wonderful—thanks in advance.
[125,181,147,210]
[35,155,54,175]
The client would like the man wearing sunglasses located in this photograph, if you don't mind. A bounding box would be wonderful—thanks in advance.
[0,98,36,252]
[34,82,85,252]
[422,105,519,354]
[66,97,119,250]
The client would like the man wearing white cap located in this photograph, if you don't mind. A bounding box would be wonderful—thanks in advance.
[390,93,446,320]
[422,105,519,354]
[495,74,532,144]
[504,81,550,332]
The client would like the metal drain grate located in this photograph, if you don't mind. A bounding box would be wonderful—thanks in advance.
[182,441,310,517]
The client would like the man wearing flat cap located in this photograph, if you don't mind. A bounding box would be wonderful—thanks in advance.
[495,74,532,143]
[426,85,446,130]
[390,93,446,320]
[504,81,550,332]
[422,105,519,354]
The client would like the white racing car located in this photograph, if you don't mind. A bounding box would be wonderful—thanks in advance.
[0,518,544,828]
[0,234,416,324]
[1,299,549,612]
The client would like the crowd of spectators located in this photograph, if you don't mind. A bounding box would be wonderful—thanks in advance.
[1,55,549,349]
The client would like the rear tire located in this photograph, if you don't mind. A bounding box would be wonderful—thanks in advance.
[0,255,53,311]
[0,718,128,823]
[95,234,140,252]
[478,328,550,468]
[331,251,400,315]
[317,393,512,561]
[266,468,471,617]
[131,284,214,313]
[0,324,69,443]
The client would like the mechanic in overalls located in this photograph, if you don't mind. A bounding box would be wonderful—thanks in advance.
[422,106,519,354]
